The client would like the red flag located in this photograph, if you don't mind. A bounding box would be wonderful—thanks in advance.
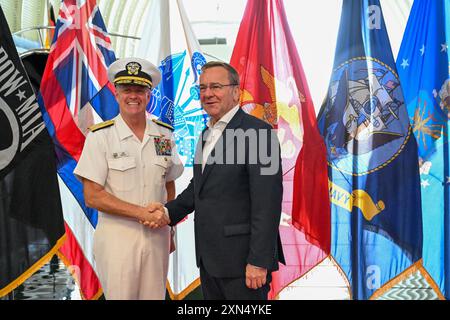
[230,0,330,298]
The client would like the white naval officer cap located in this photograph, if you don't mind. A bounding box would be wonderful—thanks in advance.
[107,57,161,89]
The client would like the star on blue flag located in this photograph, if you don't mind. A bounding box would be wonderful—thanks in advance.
[397,0,450,299]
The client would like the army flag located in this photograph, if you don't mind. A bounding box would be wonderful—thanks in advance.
[318,0,423,299]
[137,0,208,299]
[397,0,450,299]
[230,0,330,299]
[0,6,65,298]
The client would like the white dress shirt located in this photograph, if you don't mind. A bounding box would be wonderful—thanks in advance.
[163,106,240,219]
[202,105,240,171]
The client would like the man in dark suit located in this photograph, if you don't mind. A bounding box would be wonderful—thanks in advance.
[148,61,284,300]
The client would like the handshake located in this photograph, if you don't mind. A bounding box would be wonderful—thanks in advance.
[140,202,170,229]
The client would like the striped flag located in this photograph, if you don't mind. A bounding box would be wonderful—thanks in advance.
[38,0,118,300]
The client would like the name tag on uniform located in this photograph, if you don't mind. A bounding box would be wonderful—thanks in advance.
[154,137,172,156]
[112,151,129,159]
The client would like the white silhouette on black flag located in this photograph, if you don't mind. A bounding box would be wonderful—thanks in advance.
[0,6,65,298]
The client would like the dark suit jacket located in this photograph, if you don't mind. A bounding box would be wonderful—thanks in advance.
[167,108,284,278]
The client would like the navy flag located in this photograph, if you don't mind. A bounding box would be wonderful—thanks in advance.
[318,0,422,299]
[397,0,450,299]
[0,7,65,297]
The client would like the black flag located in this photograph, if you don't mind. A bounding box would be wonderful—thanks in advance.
[0,6,65,297]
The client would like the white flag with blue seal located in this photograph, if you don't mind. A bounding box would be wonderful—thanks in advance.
[137,0,207,299]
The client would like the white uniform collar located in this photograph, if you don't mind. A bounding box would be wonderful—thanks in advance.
[115,114,161,141]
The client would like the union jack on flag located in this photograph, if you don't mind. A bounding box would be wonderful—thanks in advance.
[38,0,118,300]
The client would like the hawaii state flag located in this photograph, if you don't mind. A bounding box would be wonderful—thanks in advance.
[0,6,65,298]
[397,0,450,299]
[38,0,118,300]
[318,0,422,299]
[230,0,330,299]
[137,0,208,299]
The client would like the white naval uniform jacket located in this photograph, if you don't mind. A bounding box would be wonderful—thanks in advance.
[74,114,183,299]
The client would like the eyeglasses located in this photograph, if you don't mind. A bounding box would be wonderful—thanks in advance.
[199,83,238,93]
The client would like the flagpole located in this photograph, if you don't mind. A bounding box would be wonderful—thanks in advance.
[351,159,360,299]
[45,0,50,47]
[172,229,179,295]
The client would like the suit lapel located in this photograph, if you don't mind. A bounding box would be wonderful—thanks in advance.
[193,127,208,189]
[198,109,245,194]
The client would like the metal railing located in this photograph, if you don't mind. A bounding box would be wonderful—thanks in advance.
[13,26,225,61]
[12,26,141,56]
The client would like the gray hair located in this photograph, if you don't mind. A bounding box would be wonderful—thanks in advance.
[201,61,240,86]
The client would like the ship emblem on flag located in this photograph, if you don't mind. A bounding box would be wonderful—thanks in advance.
[323,58,409,173]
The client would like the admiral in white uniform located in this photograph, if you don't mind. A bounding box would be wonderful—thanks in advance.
[74,57,183,300]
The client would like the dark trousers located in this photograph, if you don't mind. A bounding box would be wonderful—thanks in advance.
[199,262,271,300]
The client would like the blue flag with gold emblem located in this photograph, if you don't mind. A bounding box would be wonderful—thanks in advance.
[397,0,450,299]
[318,0,422,299]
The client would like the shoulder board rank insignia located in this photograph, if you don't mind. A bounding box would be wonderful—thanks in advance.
[89,120,115,132]
[152,119,174,131]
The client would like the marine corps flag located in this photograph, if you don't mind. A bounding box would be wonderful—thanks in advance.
[318,0,422,299]
[230,0,330,299]
[0,7,65,297]
[397,0,450,299]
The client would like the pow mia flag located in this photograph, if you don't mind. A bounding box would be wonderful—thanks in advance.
[0,16,45,174]
[0,7,65,298]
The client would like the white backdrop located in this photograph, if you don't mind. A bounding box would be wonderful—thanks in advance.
[183,0,413,112]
